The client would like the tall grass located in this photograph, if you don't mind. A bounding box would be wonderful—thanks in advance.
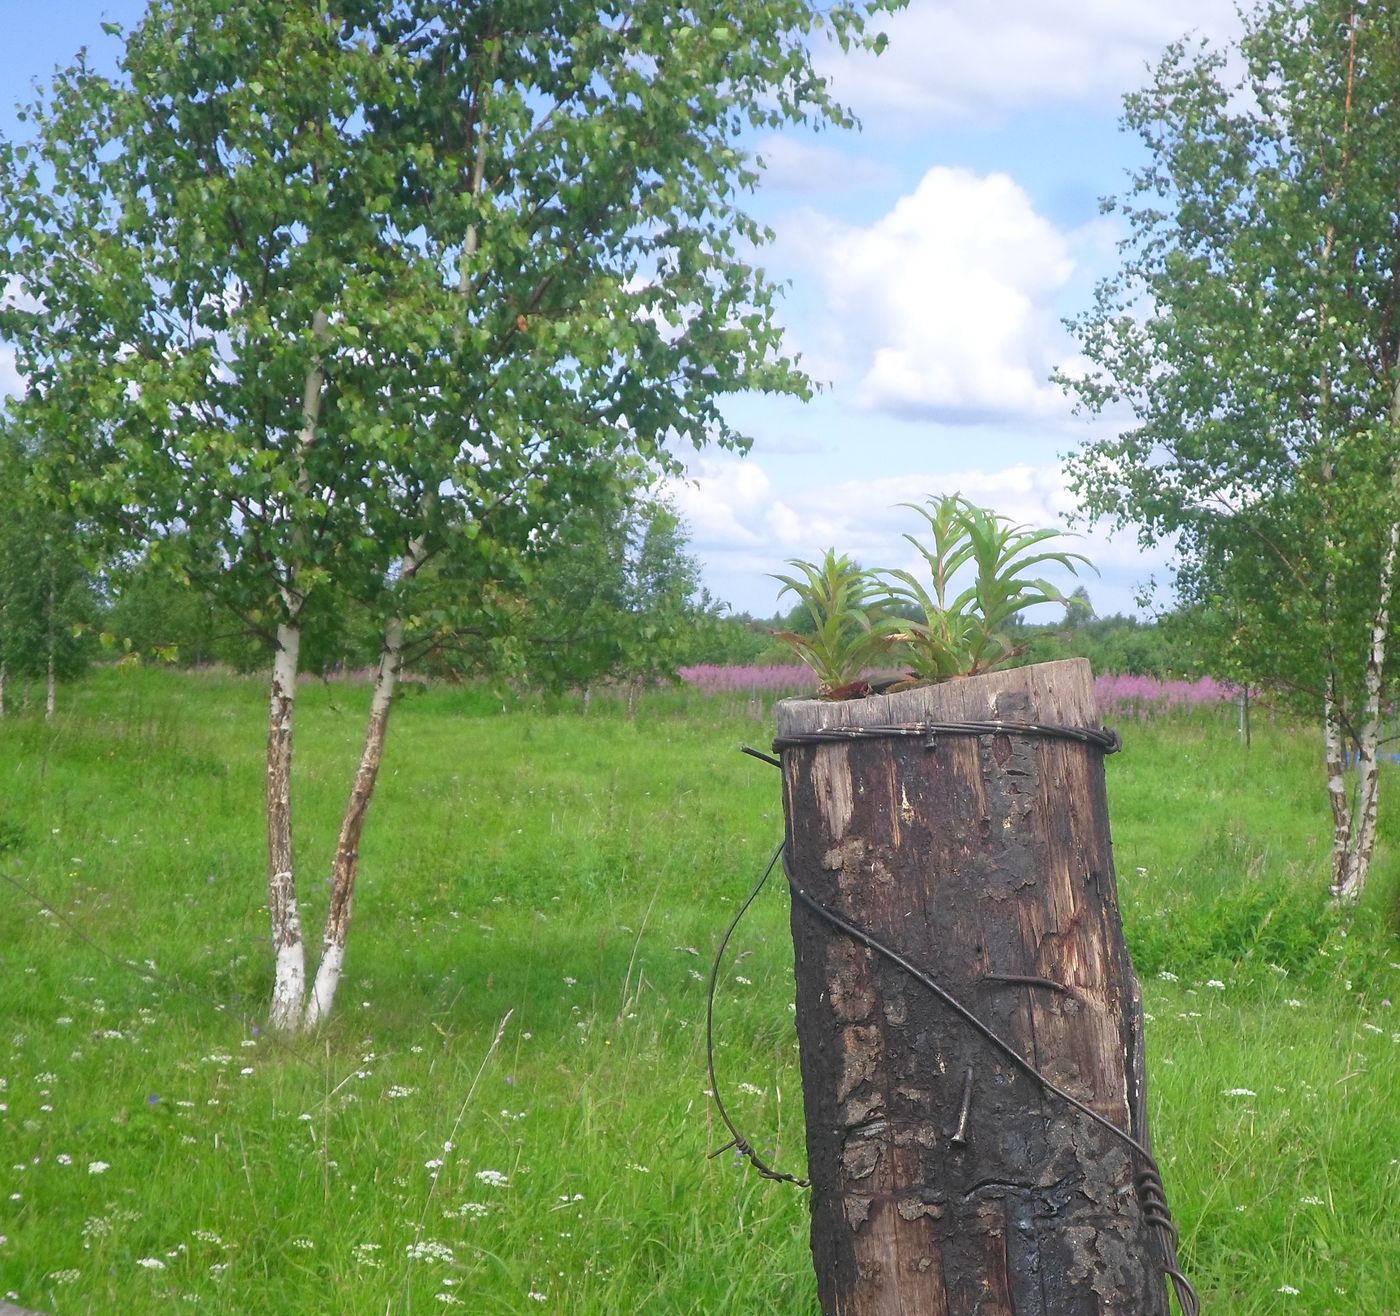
[0,666,1396,1313]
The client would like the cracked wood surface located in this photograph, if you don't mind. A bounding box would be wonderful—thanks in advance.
[778,659,1168,1315]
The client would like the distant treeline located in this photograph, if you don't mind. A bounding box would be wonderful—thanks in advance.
[4,516,1203,711]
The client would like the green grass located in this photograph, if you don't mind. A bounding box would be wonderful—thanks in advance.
[1,667,1397,1313]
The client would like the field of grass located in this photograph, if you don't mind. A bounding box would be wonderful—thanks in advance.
[1,667,1397,1313]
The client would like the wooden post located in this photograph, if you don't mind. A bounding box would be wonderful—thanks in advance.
[777,659,1175,1314]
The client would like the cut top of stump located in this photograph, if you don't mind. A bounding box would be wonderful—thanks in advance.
[774,657,1101,738]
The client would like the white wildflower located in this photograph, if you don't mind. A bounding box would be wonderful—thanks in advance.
[405,1240,454,1263]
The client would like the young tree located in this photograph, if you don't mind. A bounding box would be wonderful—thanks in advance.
[487,494,718,709]
[0,422,94,717]
[616,501,719,711]
[1060,0,1400,901]
[0,0,894,1027]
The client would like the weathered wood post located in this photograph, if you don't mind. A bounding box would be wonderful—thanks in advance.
[777,658,1188,1314]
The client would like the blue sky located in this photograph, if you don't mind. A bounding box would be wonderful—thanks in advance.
[1,1,1245,621]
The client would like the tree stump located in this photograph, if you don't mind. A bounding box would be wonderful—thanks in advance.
[777,659,1172,1314]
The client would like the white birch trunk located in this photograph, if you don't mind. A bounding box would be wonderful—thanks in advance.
[1,659,7,718]
[1335,566,1392,901]
[264,312,328,1031]
[304,615,406,1027]
[304,531,427,1028]
[1334,384,1400,901]
[1322,666,1355,893]
[303,83,491,1027]
[267,623,306,1030]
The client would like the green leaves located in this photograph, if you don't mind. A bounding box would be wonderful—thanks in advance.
[774,497,1093,695]
[1058,0,1400,716]
[772,550,896,697]
[884,495,1093,681]
[1,0,900,652]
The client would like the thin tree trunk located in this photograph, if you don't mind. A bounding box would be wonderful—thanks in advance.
[264,310,329,1031]
[44,582,55,721]
[1,659,7,718]
[1337,566,1392,902]
[1323,666,1353,892]
[1334,383,1400,901]
[304,531,428,1027]
[304,616,407,1027]
[302,68,492,1028]
[1317,20,1363,901]
[267,622,306,1030]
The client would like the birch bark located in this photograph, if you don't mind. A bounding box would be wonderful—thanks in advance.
[1323,668,1354,892]
[266,308,328,1030]
[305,540,424,1025]
[266,622,306,1030]
[1332,378,1400,901]
[300,61,491,1028]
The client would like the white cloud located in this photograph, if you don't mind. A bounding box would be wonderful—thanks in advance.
[0,344,22,398]
[2,276,37,398]
[752,134,895,194]
[787,166,1078,422]
[666,457,775,550]
[822,0,1244,123]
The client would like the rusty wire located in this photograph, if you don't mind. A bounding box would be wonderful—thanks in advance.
[771,718,1122,756]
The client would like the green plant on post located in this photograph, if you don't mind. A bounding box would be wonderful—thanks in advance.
[772,550,893,698]
[884,494,1094,679]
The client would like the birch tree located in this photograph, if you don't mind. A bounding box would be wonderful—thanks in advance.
[0,422,93,718]
[0,0,894,1028]
[1060,0,1400,903]
[500,495,714,704]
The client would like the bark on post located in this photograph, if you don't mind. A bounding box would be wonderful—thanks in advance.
[777,659,1172,1314]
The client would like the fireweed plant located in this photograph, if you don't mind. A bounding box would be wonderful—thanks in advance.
[775,496,1094,696]
[770,550,899,697]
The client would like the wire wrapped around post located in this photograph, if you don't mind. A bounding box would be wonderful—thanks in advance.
[774,658,1195,1315]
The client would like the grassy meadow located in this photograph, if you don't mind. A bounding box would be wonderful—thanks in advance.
[1,666,1398,1313]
